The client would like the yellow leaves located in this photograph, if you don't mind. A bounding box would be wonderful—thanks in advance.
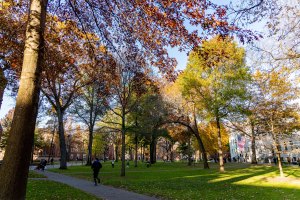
[57,21,67,29]
[99,45,107,53]
[0,1,11,11]
[200,122,229,154]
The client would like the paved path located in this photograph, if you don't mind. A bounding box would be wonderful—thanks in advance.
[34,170,158,200]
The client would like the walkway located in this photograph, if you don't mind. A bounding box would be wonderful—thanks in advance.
[34,170,158,200]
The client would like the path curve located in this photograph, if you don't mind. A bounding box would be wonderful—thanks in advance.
[34,170,159,200]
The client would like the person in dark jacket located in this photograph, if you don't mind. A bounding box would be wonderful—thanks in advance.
[91,158,102,186]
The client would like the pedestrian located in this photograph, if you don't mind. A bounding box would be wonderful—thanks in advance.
[50,158,54,165]
[41,159,47,171]
[126,160,130,168]
[111,160,115,168]
[273,156,277,165]
[91,158,102,186]
[287,157,291,165]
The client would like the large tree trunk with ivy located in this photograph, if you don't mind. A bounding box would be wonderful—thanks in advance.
[0,0,48,199]
[57,109,67,169]
[216,116,224,172]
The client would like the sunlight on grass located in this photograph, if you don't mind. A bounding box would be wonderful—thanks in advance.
[233,171,300,189]
[48,162,300,199]
[208,173,249,183]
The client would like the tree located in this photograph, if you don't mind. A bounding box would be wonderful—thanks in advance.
[200,122,229,156]
[168,125,193,165]
[71,54,115,165]
[254,68,300,177]
[40,16,100,169]
[103,51,151,176]
[130,92,169,164]
[0,109,14,149]
[0,4,26,142]
[0,0,48,198]
[163,82,210,169]
[179,36,250,172]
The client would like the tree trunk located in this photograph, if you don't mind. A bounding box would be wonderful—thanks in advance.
[250,122,257,164]
[194,133,209,169]
[86,127,93,166]
[274,137,284,177]
[216,116,224,172]
[115,145,119,162]
[141,143,144,162]
[0,0,48,199]
[0,69,7,141]
[187,136,192,166]
[134,135,138,167]
[121,111,126,176]
[150,137,157,164]
[129,147,133,161]
[170,144,174,162]
[57,109,67,169]
[191,108,209,169]
[47,129,55,163]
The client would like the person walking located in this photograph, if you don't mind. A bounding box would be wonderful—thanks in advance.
[111,160,115,168]
[91,158,102,186]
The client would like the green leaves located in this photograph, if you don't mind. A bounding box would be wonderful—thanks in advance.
[179,36,250,120]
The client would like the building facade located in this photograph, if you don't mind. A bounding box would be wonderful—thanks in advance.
[229,132,300,163]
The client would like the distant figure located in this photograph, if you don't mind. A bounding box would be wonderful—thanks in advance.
[287,157,291,165]
[39,159,47,171]
[273,156,277,165]
[50,158,54,165]
[111,160,115,168]
[126,160,130,168]
[91,158,102,186]
[233,157,237,162]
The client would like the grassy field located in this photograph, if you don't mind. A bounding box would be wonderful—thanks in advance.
[26,170,99,200]
[49,161,300,200]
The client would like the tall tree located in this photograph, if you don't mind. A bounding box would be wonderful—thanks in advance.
[71,61,114,165]
[163,82,210,169]
[103,51,150,176]
[254,68,300,177]
[0,0,48,198]
[179,36,250,172]
[130,92,168,164]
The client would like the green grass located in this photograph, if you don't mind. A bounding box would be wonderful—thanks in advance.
[26,170,99,199]
[26,180,99,200]
[49,161,300,199]
[28,170,47,178]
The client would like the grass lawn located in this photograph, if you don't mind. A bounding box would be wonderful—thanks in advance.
[26,170,99,200]
[49,161,300,199]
